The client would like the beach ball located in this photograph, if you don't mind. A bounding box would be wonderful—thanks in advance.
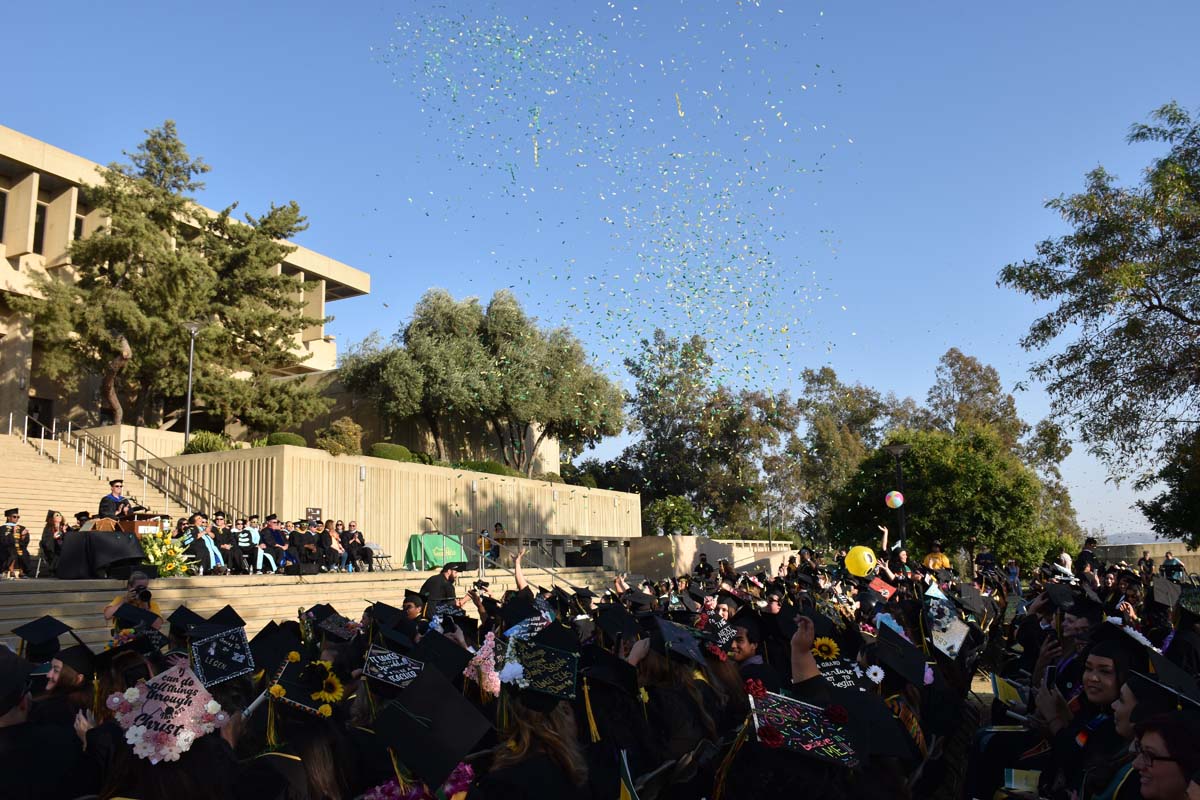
[885,490,904,509]
[845,546,877,578]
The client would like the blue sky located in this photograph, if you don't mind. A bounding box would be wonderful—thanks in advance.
[8,0,1200,536]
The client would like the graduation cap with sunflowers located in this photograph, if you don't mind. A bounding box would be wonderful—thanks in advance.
[264,649,344,746]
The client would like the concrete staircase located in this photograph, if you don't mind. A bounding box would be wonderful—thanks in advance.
[0,433,173,552]
[0,565,620,650]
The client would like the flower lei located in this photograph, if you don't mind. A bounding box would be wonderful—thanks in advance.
[744,678,767,699]
[105,682,229,764]
[705,642,727,662]
[464,632,501,697]
[108,628,138,649]
[363,762,474,800]
[825,704,849,725]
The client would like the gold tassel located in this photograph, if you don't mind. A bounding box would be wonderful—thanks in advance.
[713,718,751,800]
[365,680,377,720]
[92,676,102,719]
[266,698,279,749]
[583,678,600,743]
[388,747,411,791]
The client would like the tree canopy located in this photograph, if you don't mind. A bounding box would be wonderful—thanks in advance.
[11,121,329,431]
[999,102,1200,479]
[339,289,624,475]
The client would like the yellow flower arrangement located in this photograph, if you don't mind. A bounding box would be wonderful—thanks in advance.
[269,684,286,698]
[311,669,344,704]
[811,637,840,661]
[317,704,332,718]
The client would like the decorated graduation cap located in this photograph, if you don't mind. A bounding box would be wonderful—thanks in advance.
[956,585,988,617]
[317,612,360,643]
[269,651,345,719]
[368,601,405,628]
[191,625,255,688]
[305,603,337,625]
[749,692,860,769]
[11,615,74,662]
[1150,576,1183,610]
[104,665,230,763]
[533,620,581,654]
[375,664,493,789]
[875,625,928,688]
[499,637,580,711]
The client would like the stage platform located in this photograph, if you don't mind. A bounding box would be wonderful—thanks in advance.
[0,564,618,650]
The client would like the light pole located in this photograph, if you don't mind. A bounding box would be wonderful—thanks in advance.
[883,443,911,550]
[183,322,202,447]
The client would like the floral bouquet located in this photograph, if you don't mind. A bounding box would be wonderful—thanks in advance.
[140,531,197,577]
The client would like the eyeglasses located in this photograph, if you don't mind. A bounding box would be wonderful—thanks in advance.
[1132,742,1179,768]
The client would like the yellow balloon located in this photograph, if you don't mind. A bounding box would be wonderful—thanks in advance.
[845,545,877,578]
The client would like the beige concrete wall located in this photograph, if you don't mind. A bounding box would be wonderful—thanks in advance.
[84,424,188,462]
[629,535,795,581]
[151,445,640,562]
[1097,542,1199,575]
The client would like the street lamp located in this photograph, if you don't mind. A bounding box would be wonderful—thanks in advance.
[883,443,911,550]
[183,321,202,447]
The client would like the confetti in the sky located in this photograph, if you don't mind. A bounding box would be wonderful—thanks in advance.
[380,0,850,387]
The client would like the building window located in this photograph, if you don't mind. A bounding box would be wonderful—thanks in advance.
[75,214,84,241]
[33,203,46,255]
[0,191,7,239]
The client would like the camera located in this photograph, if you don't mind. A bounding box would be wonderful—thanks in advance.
[138,589,152,603]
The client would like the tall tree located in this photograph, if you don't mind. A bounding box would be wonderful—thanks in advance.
[1135,428,1200,548]
[341,289,624,473]
[926,348,1027,448]
[827,425,1057,569]
[999,102,1200,477]
[11,121,328,430]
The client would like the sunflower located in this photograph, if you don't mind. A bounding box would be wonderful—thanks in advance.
[311,669,344,704]
[269,684,286,698]
[317,704,333,718]
[811,637,840,661]
[286,651,301,663]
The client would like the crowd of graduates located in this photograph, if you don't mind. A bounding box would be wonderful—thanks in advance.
[1,534,1199,800]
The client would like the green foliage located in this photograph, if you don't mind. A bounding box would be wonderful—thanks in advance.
[827,426,1048,569]
[369,442,416,463]
[534,472,565,483]
[926,348,1028,448]
[9,121,331,431]
[453,459,522,477]
[643,495,705,536]
[999,102,1200,476]
[1136,429,1200,548]
[265,432,307,447]
[340,290,625,474]
[314,417,363,456]
[181,430,232,454]
[560,461,600,488]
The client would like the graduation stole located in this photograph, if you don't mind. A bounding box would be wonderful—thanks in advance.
[884,693,928,758]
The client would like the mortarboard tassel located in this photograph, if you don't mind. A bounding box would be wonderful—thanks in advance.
[582,677,600,743]
[266,699,279,750]
[92,675,102,719]
[387,747,412,792]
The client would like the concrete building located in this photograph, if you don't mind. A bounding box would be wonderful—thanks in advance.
[0,124,370,428]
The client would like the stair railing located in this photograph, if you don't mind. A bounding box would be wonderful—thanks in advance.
[121,438,249,523]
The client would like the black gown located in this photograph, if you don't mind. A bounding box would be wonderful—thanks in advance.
[236,750,312,800]
[0,719,90,800]
[469,753,592,800]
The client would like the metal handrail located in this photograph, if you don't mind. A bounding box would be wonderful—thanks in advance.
[121,438,248,522]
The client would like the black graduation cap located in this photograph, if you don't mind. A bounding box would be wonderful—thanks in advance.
[678,592,701,614]
[317,613,359,643]
[1142,649,1200,709]
[624,590,656,614]
[112,603,160,632]
[1087,622,1152,673]
[369,602,405,628]
[573,586,598,601]
[249,622,281,670]
[957,585,988,617]
[503,638,580,709]
[305,603,336,625]
[500,592,541,630]
[1067,593,1105,621]
[191,626,255,688]
[1151,576,1182,610]
[207,605,246,630]
[595,602,640,644]
[167,605,206,634]
[876,626,927,688]
[580,643,638,698]
[55,643,96,680]
[550,586,574,616]
[534,621,580,654]
[760,609,799,644]
[375,664,492,789]
[0,648,33,711]
[377,623,416,654]
[715,592,743,612]
[935,568,955,583]
[272,656,346,716]
[687,585,710,604]
[11,616,72,662]
[1044,583,1077,610]
[729,606,763,642]
[653,617,706,666]
[829,685,917,760]
[455,614,480,647]
[408,631,471,682]
[364,645,424,690]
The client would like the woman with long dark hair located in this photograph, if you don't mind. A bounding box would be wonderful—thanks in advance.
[39,509,68,574]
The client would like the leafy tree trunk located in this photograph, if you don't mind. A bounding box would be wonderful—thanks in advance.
[526,426,549,477]
[489,416,510,467]
[425,412,447,462]
[103,336,132,426]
